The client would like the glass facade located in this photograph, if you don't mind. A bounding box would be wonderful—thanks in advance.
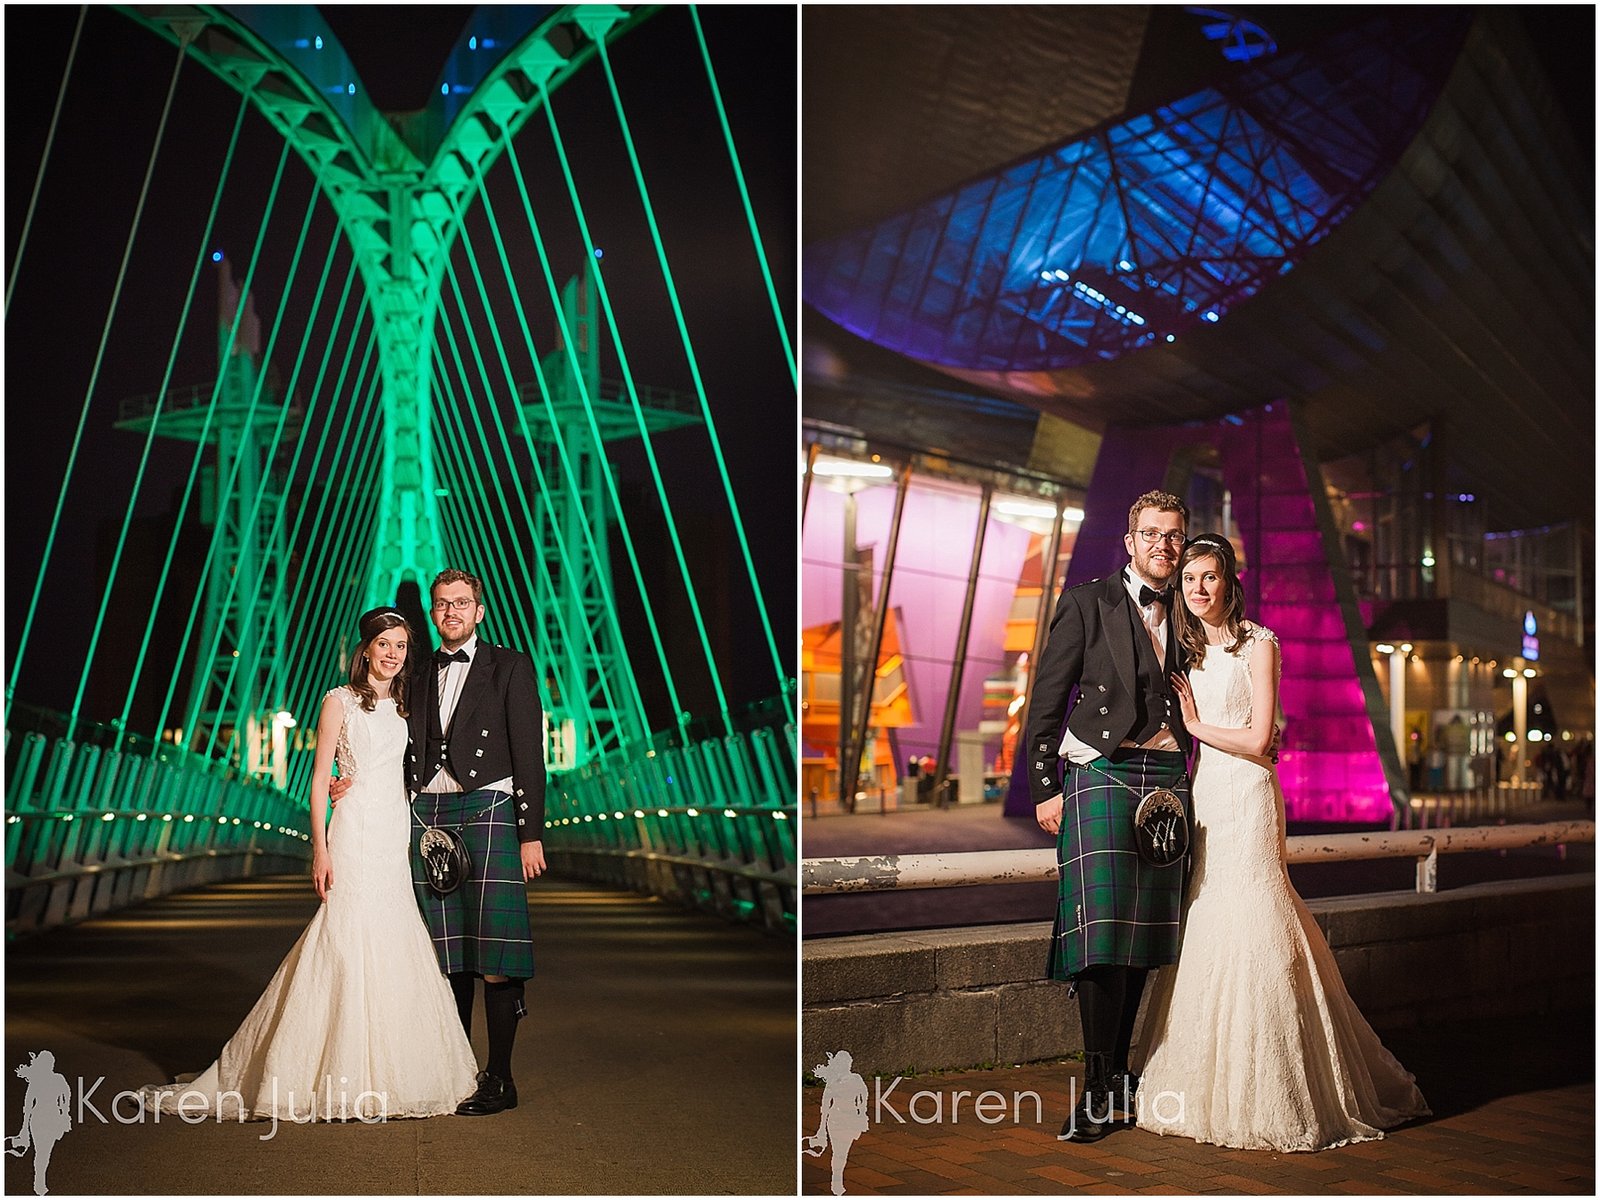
[801,446,1079,812]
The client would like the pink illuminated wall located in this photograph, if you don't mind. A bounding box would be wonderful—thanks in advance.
[1219,406,1398,821]
[1004,402,1401,823]
[803,482,1033,771]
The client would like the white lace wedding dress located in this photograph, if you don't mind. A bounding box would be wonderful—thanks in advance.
[1134,624,1429,1151]
[141,687,478,1121]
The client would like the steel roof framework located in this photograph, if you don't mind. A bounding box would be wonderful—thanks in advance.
[805,10,1470,375]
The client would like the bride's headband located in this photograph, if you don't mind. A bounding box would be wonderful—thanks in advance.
[357,605,408,630]
[1185,533,1234,559]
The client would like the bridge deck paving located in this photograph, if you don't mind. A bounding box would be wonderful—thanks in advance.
[802,1009,1593,1195]
[6,873,796,1195]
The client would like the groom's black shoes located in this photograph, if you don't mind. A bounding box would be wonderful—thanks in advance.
[457,1070,518,1116]
[1058,1052,1114,1142]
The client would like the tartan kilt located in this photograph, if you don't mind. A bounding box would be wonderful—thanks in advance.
[1047,749,1190,980]
[411,788,535,979]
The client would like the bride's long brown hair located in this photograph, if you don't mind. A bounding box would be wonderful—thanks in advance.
[1172,535,1248,669]
[349,608,414,717]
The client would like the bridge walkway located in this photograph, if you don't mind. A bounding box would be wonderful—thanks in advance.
[6,874,795,1195]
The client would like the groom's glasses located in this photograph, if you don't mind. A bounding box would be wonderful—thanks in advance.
[1134,529,1187,546]
[431,598,476,612]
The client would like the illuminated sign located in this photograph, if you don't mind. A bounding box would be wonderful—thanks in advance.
[1522,611,1539,662]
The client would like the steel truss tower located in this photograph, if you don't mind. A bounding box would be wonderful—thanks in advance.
[527,271,699,767]
[116,266,297,771]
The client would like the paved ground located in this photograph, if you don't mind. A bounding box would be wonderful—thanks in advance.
[801,1011,1594,1195]
[802,801,1595,935]
[5,873,796,1195]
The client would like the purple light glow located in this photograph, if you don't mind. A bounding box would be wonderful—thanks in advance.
[803,483,1032,772]
[1221,407,1395,821]
[1005,402,1399,822]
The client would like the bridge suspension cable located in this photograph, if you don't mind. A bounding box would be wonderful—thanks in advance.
[7,33,190,726]
[68,90,252,740]
[688,5,796,389]
[426,323,594,728]
[5,4,87,318]
[195,247,362,761]
[441,211,657,738]
[536,78,732,733]
[592,32,793,724]
[115,136,295,735]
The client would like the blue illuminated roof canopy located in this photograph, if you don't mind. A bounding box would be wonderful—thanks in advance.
[804,10,1469,373]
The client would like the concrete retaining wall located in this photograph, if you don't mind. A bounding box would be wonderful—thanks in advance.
[802,875,1594,1076]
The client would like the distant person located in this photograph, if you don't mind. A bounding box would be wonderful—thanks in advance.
[1135,535,1428,1151]
[141,608,478,1121]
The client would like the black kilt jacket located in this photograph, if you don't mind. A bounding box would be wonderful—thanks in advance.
[1025,572,1193,804]
[406,641,547,842]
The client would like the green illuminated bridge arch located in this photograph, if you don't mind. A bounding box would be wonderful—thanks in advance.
[122,5,655,608]
[6,5,795,933]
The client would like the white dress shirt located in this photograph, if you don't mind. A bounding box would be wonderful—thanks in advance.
[1057,568,1179,764]
[425,634,514,794]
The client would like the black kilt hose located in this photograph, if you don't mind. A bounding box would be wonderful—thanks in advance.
[1047,748,1190,980]
[412,788,535,980]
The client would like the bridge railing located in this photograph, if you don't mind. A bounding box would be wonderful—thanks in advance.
[6,704,801,937]
[544,713,797,933]
[6,724,312,935]
[801,820,1595,897]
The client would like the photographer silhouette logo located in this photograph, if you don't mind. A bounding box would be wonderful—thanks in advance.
[804,1050,868,1195]
[8,1051,71,1196]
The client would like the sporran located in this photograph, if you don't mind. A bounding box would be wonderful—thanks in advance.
[418,825,471,895]
[1078,762,1190,866]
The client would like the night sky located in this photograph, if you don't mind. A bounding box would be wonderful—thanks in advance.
[4,5,797,737]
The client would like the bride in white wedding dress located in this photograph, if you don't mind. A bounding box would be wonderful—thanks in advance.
[141,608,477,1121]
[1134,536,1429,1152]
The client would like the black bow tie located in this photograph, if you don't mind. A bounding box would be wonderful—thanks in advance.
[1138,584,1171,609]
[434,648,469,666]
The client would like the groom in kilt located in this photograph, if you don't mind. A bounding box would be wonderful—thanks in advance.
[407,568,546,1116]
[1028,491,1192,1143]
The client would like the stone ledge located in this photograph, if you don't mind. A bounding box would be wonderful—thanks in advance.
[803,875,1594,1076]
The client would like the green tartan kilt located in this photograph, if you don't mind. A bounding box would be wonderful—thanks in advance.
[1047,749,1190,980]
[412,788,535,980]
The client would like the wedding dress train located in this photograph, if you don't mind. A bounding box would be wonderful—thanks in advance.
[141,687,477,1121]
[1135,625,1429,1151]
